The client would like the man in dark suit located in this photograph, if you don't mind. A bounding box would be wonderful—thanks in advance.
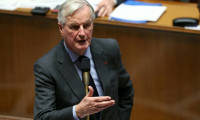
[34,0,134,120]
[95,0,126,17]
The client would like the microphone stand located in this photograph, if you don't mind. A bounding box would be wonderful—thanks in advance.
[83,71,90,120]
[81,58,90,120]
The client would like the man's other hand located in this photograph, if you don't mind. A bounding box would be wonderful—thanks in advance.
[95,0,115,17]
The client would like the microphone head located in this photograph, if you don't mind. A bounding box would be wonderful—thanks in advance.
[81,57,90,72]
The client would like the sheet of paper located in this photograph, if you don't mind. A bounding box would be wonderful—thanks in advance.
[0,0,101,11]
[185,25,200,31]
[0,4,18,11]
[17,0,66,9]
[109,3,167,22]
[0,0,18,10]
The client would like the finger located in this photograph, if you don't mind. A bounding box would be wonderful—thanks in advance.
[88,103,113,115]
[98,7,105,17]
[86,86,94,97]
[92,96,111,102]
[107,8,113,16]
[95,100,115,108]
[101,8,108,17]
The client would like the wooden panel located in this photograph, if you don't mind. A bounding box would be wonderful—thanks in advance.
[0,14,62,118]
[92,23,200,120]
[0,115,32,120]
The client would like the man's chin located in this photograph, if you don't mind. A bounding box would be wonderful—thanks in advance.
[75,46,89,55]
[77,43,90,49]
[79,47,88,52]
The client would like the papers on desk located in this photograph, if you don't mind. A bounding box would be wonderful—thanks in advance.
[109,1,167,23]
[0,0,18,10]
[185,25,200,31]
[0,0,66,11]
[17,0,66,9]
[0,0,101,11]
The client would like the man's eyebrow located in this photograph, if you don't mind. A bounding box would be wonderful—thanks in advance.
[69,23,79,26]
[68,20,92,26]
[85,20,92,24]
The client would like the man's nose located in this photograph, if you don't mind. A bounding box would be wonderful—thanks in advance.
[78,26,86,38]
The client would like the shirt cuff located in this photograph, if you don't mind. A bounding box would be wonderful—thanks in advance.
[73,105,80,120]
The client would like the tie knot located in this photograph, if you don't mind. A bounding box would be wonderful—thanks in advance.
[78,56,87,63]
[75,56,90,71]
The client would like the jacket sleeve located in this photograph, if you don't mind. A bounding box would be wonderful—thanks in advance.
[34,62,74,120]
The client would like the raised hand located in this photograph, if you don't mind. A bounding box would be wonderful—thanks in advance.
[75,86,115,119]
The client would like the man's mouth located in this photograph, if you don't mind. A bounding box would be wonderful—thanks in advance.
[79,40,86,42]
[78,40,86,43]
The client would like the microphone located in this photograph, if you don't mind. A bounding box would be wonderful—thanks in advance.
[81,57,90,120]
[81,57,90,88]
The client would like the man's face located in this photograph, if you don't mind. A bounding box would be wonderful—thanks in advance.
[58,5,93,55]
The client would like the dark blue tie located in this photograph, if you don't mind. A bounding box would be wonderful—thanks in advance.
[77,56,99,97]
[77,56,101,120]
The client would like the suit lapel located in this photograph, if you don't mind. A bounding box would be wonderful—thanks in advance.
[90,39,110,96]
[56,41,85,101]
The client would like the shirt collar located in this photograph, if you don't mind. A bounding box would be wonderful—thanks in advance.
[63,41,92,62]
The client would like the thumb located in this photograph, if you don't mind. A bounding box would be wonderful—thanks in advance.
[86,86,94,97]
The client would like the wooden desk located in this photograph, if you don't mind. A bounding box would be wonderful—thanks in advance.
[0,115,32,120]
[0,1,200,120]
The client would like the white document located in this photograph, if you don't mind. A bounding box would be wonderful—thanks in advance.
[0,0,101,11]
[0,0,17,5]
[185,25,200,31]
[17,0,66,9]
[109,3,167,22]
[0,0,18,10]
[0,0,66,10]
[0,4,18,11]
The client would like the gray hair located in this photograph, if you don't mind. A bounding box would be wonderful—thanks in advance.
[58,0,95,27]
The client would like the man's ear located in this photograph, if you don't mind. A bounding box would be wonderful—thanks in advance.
[58,23,64,36]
